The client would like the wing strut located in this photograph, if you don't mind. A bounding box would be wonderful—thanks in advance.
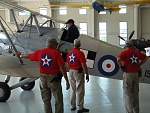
[0,20,23,64]
[20,14,43,36]
[20,15,32,31]
[10,9,21,33]
[32,15,43,36]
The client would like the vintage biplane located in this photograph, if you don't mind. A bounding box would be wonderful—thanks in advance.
[44,0,150,13]
[0,0,150,102]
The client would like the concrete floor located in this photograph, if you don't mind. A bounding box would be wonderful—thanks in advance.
[0,75,150,113]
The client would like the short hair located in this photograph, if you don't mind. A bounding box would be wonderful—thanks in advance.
[46,38,58,47]
[74,39,81,48]
[66,19,74,24]
[125,40,133,47]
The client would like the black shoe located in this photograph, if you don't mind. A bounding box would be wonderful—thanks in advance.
[77,108,89,113]
[71,107,76,110]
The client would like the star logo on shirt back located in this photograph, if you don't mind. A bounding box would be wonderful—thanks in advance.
[69,53,76,63]
[41,54,52,67]
[130,54,138,64]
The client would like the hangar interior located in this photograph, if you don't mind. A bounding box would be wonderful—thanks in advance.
[0,0,150,113]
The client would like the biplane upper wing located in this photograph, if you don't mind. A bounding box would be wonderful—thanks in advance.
[0,0,66,24]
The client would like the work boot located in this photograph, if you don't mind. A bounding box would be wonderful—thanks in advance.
[71,107,76,110]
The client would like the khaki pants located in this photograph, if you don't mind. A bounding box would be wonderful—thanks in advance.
[40,74,64,113]
[69,69,85,110]
[123,72,139,113]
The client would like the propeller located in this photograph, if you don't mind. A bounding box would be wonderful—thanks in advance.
[118,30,135,41]
[118,35,125,41]
[129,30,135,39]
[118,30,138,50]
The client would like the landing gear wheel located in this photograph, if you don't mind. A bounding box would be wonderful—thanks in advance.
[19,77,35,90]
[0,82,11,102]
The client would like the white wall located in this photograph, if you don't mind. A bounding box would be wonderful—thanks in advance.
[52,8,94,37]
[94,7,135,46]
[52,6,135,47]
[140,6,150,40]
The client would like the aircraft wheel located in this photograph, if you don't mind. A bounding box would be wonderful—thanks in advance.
[19,77,35,90]
[0,82,11,102]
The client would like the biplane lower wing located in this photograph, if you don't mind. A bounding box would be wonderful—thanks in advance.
[0,55,39,78]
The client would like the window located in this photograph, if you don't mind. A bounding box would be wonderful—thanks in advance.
[59,23,65,28]
[39,7,47,20]
[79,9,87,14]
[59,7,67,15]
[18,10,30,16]
[99,22,107,42]
[119,22,127,46]
[39,7,47,15]
[79,22,87,35]
[119,6,127,14]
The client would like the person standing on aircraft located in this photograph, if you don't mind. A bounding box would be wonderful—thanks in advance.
[66,39,89,113]
[92,0,112,14]
[65,19,80,43]
[17,38,70,113]
[117,40,148,113]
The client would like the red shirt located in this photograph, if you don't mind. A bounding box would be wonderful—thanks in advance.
[29,48,65,74]
[66,48,86,69]
[118,48,147,72]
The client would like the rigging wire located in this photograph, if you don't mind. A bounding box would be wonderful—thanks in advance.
[26,15,33,53]
[87,0,92,5]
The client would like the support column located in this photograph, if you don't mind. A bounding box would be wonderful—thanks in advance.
[133,4,139,39]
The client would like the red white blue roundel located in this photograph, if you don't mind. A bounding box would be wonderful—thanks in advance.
[41,54,52,67]
[98,55,119,76]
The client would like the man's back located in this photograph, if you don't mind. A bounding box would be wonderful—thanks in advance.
[118,48,147,72]
[29,48,64,74]
[67,25,79,43]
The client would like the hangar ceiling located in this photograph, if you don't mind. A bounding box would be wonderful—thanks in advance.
[12,0,140,4]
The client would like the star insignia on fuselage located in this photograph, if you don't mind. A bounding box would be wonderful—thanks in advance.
[69,53,76,63]
[130,54,138,64]
[41,54,52,67]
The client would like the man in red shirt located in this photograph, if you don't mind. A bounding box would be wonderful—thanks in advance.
[117,40,148,113]
[66,39,89,113]
[17,38,70,113]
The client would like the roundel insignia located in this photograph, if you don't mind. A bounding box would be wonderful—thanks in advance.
[41,54,52,67]
[98,55,119,76]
